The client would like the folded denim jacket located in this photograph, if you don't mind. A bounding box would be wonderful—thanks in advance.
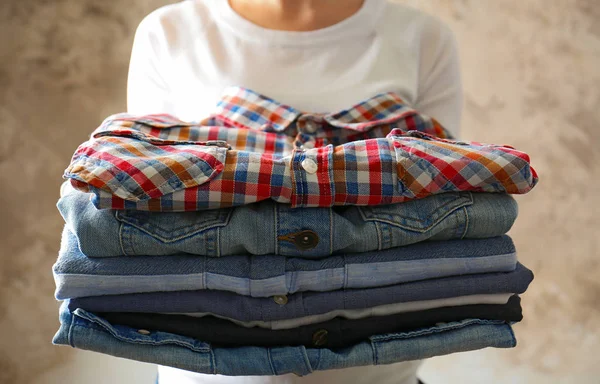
[59,182,518,258]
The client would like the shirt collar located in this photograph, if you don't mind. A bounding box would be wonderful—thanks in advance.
[208,86,424,133]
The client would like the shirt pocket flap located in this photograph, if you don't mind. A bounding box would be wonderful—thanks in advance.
[65,114,230,202]
[358,192,473,233]
[115,208,232,243]
[390,133,537,198]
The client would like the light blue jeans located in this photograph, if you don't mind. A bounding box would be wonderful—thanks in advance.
[53,303,516,376]
[58,184,518,258]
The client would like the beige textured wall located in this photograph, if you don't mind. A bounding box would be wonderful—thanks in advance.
[0,1,598,383]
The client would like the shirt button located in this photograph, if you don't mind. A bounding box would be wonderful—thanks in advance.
[302,140,315,149]
[273,295,288,305]
[312,329,329,347]
[294,230,319,250]
[301,158,318,174]
[137,329,151,335]
[304,120,318,133]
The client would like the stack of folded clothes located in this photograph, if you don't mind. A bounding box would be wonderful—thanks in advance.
[52,87,538,376]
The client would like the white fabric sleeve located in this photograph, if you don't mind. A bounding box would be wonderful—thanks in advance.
[127,13,175,115]
[415,17,463,137]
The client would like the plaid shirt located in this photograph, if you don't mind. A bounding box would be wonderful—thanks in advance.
[65,87,538,211]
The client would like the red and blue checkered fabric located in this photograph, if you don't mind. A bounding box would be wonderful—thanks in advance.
[65,87,538,211]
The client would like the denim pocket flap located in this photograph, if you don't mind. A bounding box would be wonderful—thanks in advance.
[115,208,232,243]
[358,192,472,232]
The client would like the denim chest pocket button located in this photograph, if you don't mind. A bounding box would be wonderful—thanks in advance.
[357,192,473,233]
[115,208,232,243]
[277,230,320,250]
[295,230,319,249]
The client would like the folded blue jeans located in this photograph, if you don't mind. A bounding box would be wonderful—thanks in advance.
[58,184,518,258]
[54,228,518,299]
[68,263,533,323]
[53,303,516,376]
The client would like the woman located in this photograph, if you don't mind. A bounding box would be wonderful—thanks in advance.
[127,1,463,383]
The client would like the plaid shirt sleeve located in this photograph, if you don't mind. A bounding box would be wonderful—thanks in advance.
[65,124,537,211]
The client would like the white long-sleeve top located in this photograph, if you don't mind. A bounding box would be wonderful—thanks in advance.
[127,1,463,383]
[127,0,462,136]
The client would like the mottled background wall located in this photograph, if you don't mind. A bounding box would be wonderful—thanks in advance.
[0,1,598,383]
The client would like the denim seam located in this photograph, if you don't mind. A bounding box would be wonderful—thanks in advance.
[67,315,76,348]
[329,208,333,255]
[212,228,220,257]
[461,206,470,239]
[209,349,216,374]
[202,256,207,291]
[313,348,322,371]
[288,270,297,295]
[267,348,276,375]
[215,227,220,257]
[115,213,128,256]
[119,224,134,256]
[300,346,314,374]
[343,254,349,289]
[371,319,506,342]
[507,322,517,346]
[118,221,126,256]
[205,231,212,257]
[372,338,379,365]
[274,203,279,255]
[374,221,383,250]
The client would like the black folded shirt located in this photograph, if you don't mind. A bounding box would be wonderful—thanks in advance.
[97,295,522,349]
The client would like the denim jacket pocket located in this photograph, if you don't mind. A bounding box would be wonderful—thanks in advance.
[358,192,472,233]
[115,208,232,245]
